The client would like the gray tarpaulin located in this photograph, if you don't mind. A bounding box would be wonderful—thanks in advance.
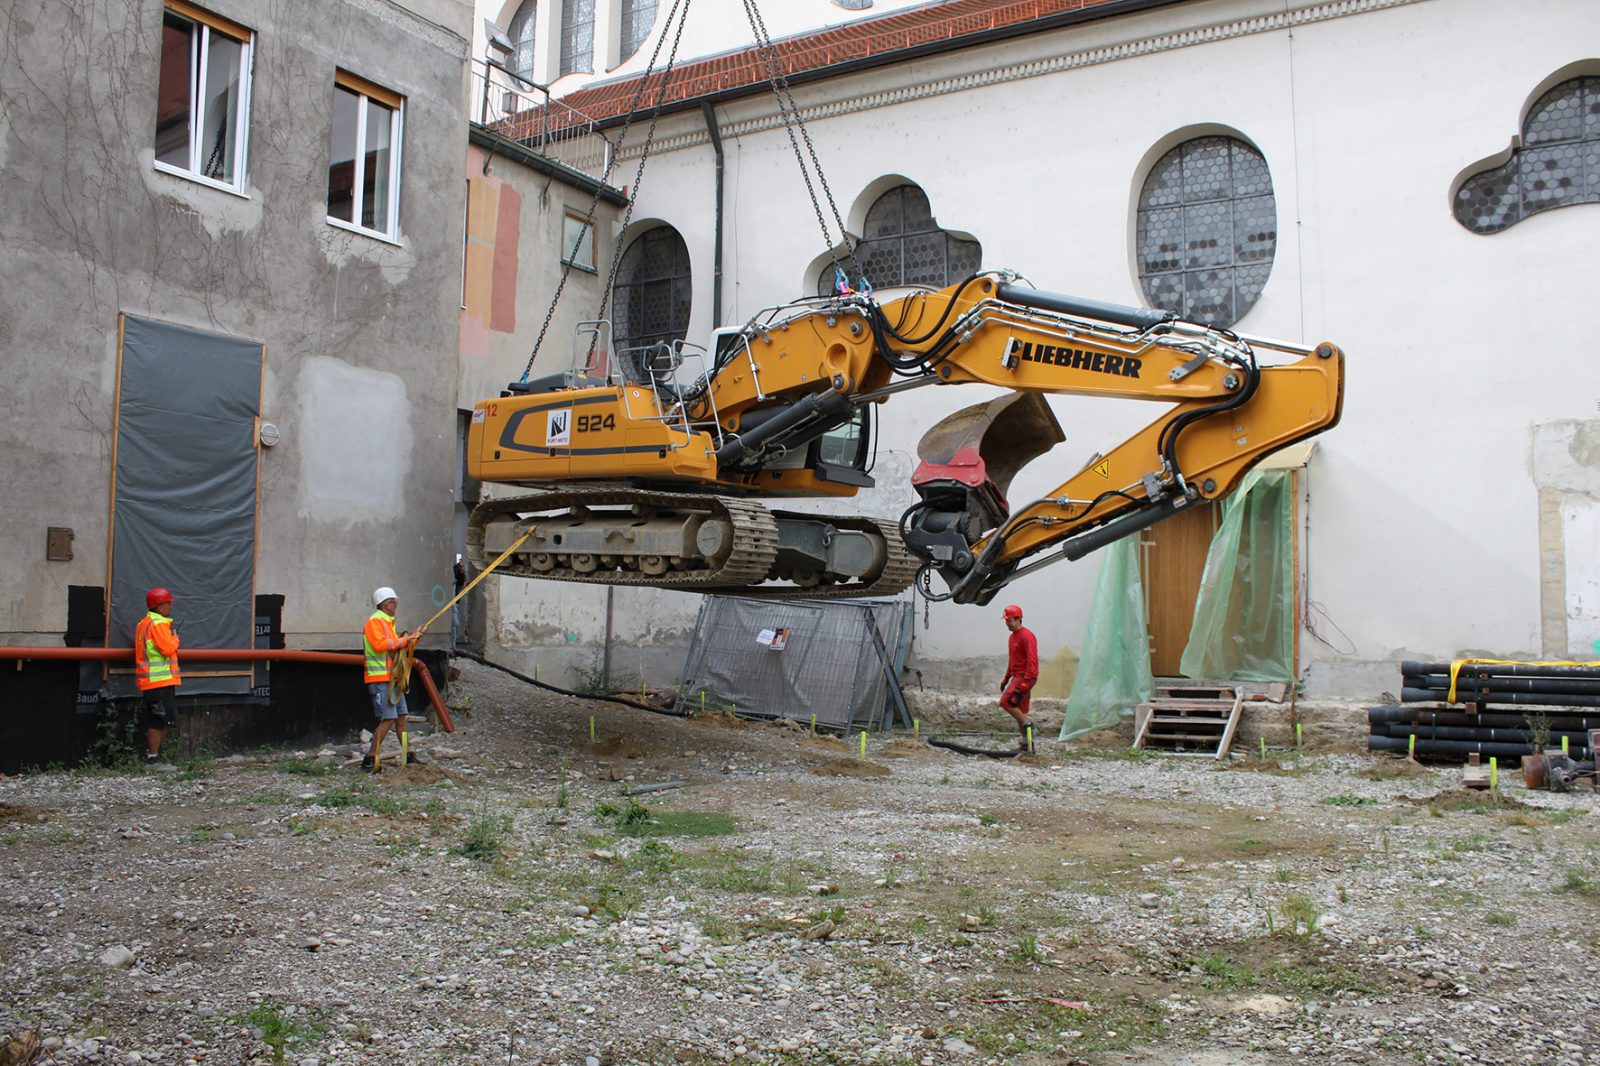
[109,316,262,697]
[674,596,911,731]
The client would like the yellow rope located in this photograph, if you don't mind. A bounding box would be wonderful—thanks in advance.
[1446,657,1600,703]
[389,529,535,703]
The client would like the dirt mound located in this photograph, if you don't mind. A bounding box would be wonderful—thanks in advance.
[808,756,891,779]
[1405,788,1527,811]
[1358,757,1433,780]
[688,710,749,730]
[878,739,937,759]
[0,803,47,824]
[592,735,647,758]
[378,763,465,786]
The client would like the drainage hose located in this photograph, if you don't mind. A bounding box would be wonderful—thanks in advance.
[455,650,682,717]
[927,737,1025,759]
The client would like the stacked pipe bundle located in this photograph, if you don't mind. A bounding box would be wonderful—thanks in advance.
[1367,660,1600,760]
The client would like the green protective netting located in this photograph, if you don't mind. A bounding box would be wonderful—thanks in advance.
[1061,536,1154,739]
[1179,468,1294,682]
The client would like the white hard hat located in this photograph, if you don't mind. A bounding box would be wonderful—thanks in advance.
[373,586,398,608]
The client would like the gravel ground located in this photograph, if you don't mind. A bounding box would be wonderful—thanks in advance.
[3,659,1599,1066]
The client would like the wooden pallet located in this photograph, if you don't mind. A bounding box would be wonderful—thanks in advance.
[1132,684,1244,759]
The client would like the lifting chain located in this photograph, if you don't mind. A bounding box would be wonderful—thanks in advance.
[738,0,863,282]
[520,0,695,382]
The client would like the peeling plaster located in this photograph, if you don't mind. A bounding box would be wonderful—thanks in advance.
[316,215,417,286]
[1533,419,1600,498]
[137,150,266,237]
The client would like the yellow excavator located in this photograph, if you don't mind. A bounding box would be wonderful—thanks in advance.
[465,270,1343,605]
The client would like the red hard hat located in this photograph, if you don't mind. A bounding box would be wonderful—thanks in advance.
[146,587,173,610]
[1003,604,1023,620]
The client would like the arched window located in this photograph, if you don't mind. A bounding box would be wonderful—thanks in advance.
[506,1,536,83]
[819,183,981,294]
[1136,135,1275,327]
[560,0,594,76]
[614,226,692,352]
[1455,76,1600,234]
[620,0,658,58]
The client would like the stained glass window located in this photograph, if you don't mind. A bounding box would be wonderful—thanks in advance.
[1136,136,1276,327]
[615,226,692,352]
[817,184,981,294]
[1455,77,1600,234]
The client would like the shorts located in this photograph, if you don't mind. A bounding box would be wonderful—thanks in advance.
[368,682,409,722]
[142,687,177,729]
[1001,679,1032,717]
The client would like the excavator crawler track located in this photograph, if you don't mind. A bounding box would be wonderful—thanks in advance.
[698,512,920,600]
[468,490,779,590]
[467,492,920,600]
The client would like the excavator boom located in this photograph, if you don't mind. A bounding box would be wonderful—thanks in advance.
[466,272,1343,601]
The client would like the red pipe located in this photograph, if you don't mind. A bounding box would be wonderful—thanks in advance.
[0,646,454,733]
[410,656,456,733]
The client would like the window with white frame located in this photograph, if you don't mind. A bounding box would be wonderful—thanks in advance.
[326,72,405,240]
[560,0,595,76]
[562,214,595,271]
[153,2,253,191]
[620,0,658,58]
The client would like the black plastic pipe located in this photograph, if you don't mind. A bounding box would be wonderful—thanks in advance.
[1403,674,1600,697]
[1403,687,1600,708]
[1366,735,1566,759]
[1401,661,1600,680]
[1368,705,1600,731]
[1377,723,1595,745]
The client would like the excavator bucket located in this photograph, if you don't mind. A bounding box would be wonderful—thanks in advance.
[912,392,1065,528]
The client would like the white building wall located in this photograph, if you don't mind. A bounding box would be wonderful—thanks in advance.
[475,0,932,87]
[477,0,1600,697]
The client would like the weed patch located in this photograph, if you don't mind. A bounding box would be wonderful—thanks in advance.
[456,809,513,863]
[229,1003,323,1064]
[316,784,399,815]
[1321,794,1378,807]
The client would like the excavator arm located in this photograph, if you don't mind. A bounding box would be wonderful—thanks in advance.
[465,272,1343,602]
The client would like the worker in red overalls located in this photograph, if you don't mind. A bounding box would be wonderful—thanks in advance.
[999,604,1038,751]
[134,587,181,764]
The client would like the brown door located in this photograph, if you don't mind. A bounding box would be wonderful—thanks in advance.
[1140,502,1220,678]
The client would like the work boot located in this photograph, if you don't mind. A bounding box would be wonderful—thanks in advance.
[1018,719,1035,753]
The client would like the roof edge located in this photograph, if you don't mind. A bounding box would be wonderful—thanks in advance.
[468,126,629,205]
[589,0,1190,131]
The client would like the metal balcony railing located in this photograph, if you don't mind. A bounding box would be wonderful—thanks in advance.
[468,59,614,183]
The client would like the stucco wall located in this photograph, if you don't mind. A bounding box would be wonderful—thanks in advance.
[471,0,1600,698]
[0,0,472,645]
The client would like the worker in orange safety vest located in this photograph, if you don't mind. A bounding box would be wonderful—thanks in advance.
[362,586,426,772]
[134,587,181,764]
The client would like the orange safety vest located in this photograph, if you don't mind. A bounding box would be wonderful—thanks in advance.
[363,610,408,683]
[134,610,181,691]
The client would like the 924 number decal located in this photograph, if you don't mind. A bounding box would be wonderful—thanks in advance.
[576,413,616,433]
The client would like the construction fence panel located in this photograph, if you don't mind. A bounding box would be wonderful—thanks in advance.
[675,596,907,731]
